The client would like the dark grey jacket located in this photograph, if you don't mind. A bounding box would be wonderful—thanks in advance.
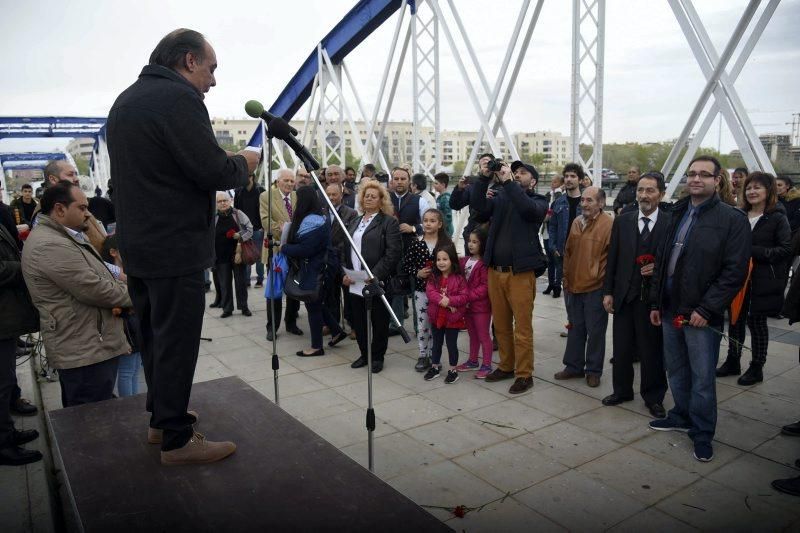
[0,225,38,339]
[107,65,249,278]
[651,194,751,324]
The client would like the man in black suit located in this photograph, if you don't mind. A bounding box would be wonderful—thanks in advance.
[325,183,358,328]
[107,29,259,465]
[389,167,432,337]
[602,172,669,418]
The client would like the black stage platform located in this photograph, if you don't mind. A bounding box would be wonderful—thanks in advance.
[48,376,451,532]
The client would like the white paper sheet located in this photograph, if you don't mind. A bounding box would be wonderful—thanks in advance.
[343,268,369,296]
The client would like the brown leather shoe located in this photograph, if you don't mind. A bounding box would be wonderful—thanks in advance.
[509,377,533,394]
[586,374,601,388]
[554,369,584,380]
[148,410,199,445]
[160,432,236,466]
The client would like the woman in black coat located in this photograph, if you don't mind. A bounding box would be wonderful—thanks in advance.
[0,224,41,466]
[281,186,347,356]
[342,180,401,373]
[717,172,791,385]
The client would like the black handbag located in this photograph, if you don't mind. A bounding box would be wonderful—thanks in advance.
[284,253,327,303]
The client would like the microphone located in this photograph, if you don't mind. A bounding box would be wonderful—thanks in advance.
[244,100,298,136]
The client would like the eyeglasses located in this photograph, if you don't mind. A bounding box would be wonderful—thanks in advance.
[685,171,716,179]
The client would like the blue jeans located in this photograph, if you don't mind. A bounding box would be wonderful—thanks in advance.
[662,310,721,445]
[116,351,142,397]
[246,229,265,283]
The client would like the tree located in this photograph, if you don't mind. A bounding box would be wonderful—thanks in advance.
[74,155,90,176]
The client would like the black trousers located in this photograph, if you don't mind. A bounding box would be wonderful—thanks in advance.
[128,271,205,451]
[58,356,120,408]
[611,297,667,405]
[215,261,248,313]
[349,292,390,362]
[323,272,341,323]
[266,296,300,331]
[0,338,16,448]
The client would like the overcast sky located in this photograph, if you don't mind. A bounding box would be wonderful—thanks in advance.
[1,0,798,155]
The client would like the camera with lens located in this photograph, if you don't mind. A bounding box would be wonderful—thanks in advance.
[487,159,504,173]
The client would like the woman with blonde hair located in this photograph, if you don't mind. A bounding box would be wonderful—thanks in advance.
[342,180,401,373]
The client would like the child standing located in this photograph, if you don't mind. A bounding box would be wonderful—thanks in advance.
[456,228,493,378]
[403,209,453,372]
[424,244,468,384]
[101,235,141,397]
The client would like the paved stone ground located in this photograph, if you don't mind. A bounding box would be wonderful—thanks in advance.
[14,278,800,531]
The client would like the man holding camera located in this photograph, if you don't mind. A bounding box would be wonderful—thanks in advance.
[470,159,548,394]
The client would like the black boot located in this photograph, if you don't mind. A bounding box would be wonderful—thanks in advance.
[543,285,553,295]
[737,362,763,386]
[716,357,741,377]
[0,446,43,466]
[552,287,561,298]
[415,356,431,372]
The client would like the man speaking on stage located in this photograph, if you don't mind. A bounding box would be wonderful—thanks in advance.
[107,29,259,465]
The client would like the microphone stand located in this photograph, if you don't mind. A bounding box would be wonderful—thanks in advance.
[261,127,281,406]
[264,115,410,472]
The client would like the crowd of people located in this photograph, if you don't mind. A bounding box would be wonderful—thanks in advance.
[0,28,797,496]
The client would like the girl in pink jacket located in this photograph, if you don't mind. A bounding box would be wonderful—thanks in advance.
[456,227,493,378]
[425,244,468,384]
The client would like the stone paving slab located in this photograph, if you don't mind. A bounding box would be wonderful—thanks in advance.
[24,280,800,531]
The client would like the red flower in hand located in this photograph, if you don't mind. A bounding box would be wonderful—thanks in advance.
[452,505,468,518]
[274,266,283,273]
[672,315,687,329]
[636,254,656,267]
[547,208,554,217]
[225,229,236,239]
[424,260,433,270]
[18,229,30,241]
[565,323,573,330]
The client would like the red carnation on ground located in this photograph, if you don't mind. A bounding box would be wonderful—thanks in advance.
[226,229,236,239]
[452,505,467,518]
[636,254,655,266]
[672,315,686,329]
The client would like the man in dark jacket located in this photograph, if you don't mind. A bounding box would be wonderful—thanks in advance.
[88,187,115,230]
[449,153,495,255]
[234,173,266,287]
[324,183,358,329]
[649,155,750,463]
[9,184,37,226]
[107,29,259,466]
[0,224,41,466]
[389,167,430,338]
[602,172,669,418]
[470,160,547,394]
[776,176,800,235]
[613,166,640,215]
[547,164,584,299]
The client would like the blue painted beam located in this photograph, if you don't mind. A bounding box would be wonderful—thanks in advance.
[269,0,406,120]
[0,153,66,163]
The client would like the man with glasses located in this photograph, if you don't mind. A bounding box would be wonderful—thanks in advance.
[613,166,641,215]
[649,155,750,463]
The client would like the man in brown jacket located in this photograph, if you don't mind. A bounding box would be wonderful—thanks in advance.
[22,182,131,407]
[556,186,613,387]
